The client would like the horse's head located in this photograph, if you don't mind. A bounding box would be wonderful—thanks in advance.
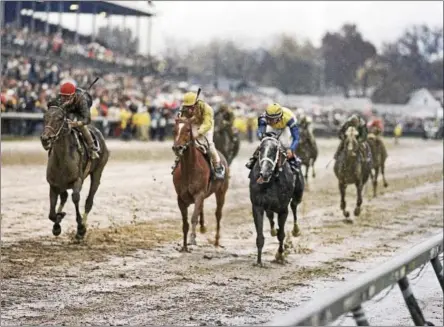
[257,135,281,184]
[40,106,70,150]
[343,126,359,157]
[172,116,193,156]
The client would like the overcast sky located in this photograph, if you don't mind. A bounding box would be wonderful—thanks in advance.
[40,1,443,56]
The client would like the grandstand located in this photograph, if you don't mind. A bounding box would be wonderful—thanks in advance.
[1,1,154,53]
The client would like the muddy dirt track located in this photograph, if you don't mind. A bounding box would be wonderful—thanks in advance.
[1,137,443,326]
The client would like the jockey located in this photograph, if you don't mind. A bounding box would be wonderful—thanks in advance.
[172,91,225,180]
[245,103,300,172]
[52,81,99,159]
[333,113,371,164]
[297,112,316,149]
[368,118,384,136]
[368,118,388,158]
[215,103,237,143]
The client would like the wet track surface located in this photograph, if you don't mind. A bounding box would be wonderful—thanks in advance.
[1,137,443,326]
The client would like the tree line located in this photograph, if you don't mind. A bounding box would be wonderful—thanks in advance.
[162,23,443,104]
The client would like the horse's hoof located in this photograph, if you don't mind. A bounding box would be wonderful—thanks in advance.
[343,211,350,218]
[200,226,207,234]
[354,207,361,216]
[292,225,301,237]
[383,182,388,188]
[179,246,191,253]
[253,261,266,268]
[270,228,277,237]
[52,224,62,236]
[343,218,354,224]
[188,238,197,246]
[273,252,287,265]
[76,225,86,239]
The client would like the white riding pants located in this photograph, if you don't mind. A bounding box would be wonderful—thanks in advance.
[191,124,221,163]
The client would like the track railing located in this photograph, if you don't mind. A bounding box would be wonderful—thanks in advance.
[267,232,443,326]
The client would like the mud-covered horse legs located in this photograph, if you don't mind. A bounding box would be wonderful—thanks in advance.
[354,181,363,217]
[189,194,205,246]
[252,205,265,266]
[372,166,379,198]
[381,161,389,188]
[339,182,350,218]
[72,179,87,240]
[49,186,64,236]
[82,171,103,230]
[275,210,288,263]
[290,199,301,237]
[214,190,225,247]
[311,158,316,178]
[178,197,189,252]
[199,203,207,234]
[267,211,277,236]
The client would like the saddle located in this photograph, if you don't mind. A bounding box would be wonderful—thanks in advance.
[72,127,101,160]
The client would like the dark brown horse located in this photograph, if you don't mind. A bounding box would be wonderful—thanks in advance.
[295,128,318,183]
[172,117,229,252]
[40,105,109,239]
[333,126,370,222]
[367,133,388,197]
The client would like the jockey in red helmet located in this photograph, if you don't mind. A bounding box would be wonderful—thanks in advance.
[56,81,99,159]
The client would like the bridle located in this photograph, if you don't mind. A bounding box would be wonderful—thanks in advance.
[43,106,69,143]
[259,136,280,172]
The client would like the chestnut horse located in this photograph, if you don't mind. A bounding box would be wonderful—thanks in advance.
[172,117,229,252]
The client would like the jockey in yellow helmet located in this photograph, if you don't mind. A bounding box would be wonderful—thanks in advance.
[245,103,301,172]
[172,91,225,179]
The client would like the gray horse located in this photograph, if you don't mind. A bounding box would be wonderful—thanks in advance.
[40,105,109,239]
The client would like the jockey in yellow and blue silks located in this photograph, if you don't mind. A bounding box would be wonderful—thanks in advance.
[245,103,301,172]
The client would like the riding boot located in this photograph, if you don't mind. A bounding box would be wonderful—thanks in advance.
[80,125,100,159]
[210,147,225,180]
[246,147,260,170]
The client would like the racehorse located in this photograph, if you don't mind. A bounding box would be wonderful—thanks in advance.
[214,114,240,166]
[367,133,388,197]
[295,127,318,183]
[40,105,109,240]
[249,132,304,266]
[172,117,229,252]
[333,126,370,221]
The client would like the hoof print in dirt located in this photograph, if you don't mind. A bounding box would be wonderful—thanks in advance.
[343,218,354,224]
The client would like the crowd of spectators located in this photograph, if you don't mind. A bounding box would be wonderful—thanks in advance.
[2,27,441,140]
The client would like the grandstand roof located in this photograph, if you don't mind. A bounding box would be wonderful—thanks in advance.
[4,1,154,26]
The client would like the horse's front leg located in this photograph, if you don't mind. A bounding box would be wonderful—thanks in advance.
[372,166,379,198]
[48,186,62,236]
[178,197,190,252]
[275,209,289,264]
[72,178,85,240]
[354,181,363,217]
[189,193,205,246]
[339,181,349,218]
[311,158,316,178]
[381,160,389,188]
[266,210,276,236]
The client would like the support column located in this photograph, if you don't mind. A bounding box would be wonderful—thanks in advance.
[74,2,80,43]
[15,1,21,28]
[45,1,50,35]
[91,3,97,42]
